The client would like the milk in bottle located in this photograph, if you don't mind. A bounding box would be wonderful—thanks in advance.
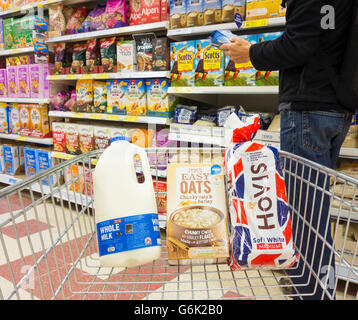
[94,136,161,267]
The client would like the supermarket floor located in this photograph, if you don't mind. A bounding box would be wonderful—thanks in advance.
[0,191,356,300]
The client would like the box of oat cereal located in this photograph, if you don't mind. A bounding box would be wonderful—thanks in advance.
[0,103,8,134]
[106,80,127,115]
[29,104,50,138]
[169,0,187,29]
[8,103,20,135]
[146,78,172,117]
[0,69,7,97]
[124,79,147,116]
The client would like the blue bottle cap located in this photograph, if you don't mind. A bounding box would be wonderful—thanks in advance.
[110,136,129,144]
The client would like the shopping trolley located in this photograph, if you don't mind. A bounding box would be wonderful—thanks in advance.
[0,147,357,300]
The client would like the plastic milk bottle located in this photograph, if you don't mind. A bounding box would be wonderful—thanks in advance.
[94,136,161,267]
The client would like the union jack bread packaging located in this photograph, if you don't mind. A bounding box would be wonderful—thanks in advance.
[224,113,298,270]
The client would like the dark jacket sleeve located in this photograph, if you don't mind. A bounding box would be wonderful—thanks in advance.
[250,0,325,71]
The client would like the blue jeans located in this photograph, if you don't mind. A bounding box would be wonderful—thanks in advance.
[280,109,353,300]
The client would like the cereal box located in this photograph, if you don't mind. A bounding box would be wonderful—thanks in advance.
[0,103,8,134]
[106,80,127,115]
[22,15,35,48]
[52,122,66,153]
[153,179,167,215]
[117,41,136,73]
[37,149,61,186]
[29,64,41,99]
[0,145,4,173]
[146,78,172,117]
[124,79,147,116]
[65,165,84,193]
[93,126,111,150]
[0,19,4,50]
[29,104,50,138]
[65,123,80,155]
[161,0,169,21]
[186,0,204,27]
[17,64,30,98]
[7,66,17,98]
[110,125,136,142]
[169,0,187,29]
[194,39,224,86]
[42,64,50,99]
[203,0,222,25]
[224,34,258,86]
[255,32,283,86]
[19,104,31,136]
[246,0,278,20]
[170,41,196,87]
[8,103,20,135]
[12,18,22,49]
[222,0,246,22]
[167,162,230,264]
[152,37,170,71]
[78,124,94,154]
[92,81,107,113]
[24,147,38,178]
[3,145,23,176]
[76,79,93,113]
[0,0,12,12]
[3,18,13,50]
[0,69,7,97]
[129,0,161,25]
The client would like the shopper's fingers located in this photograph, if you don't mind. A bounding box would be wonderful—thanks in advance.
[220,43,231,51]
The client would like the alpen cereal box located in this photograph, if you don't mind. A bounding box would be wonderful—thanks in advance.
[8,103,20,134]
[254,32,283,85]
[0,103,8,134]
[170,41,196,87]
[194,39,224,87]
[124,79,147,116]
[224,34,258,86]
[146,78,171,117]
[166,162,230,264]
[129,0,161,25]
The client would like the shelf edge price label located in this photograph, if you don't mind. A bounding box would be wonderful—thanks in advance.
[65,74,79,80]
[106,115,120,121]
[89,114,104,120]
[243,19,269,29]
[173,87,192,94]
[96,73,110,79]
[17,136,27,142]
[73,112,85,118]
[123,116,139,122]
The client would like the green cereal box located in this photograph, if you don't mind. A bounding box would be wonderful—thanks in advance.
[224,34,258,86]
[194,39,224,86]
[12,18,23,49]
[3,18,13,50]
[22,15,35,48]
[255,32,283,86]
[170,41,196,87]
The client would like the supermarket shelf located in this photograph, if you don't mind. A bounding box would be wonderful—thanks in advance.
[0,46,34,57]
[0,3,39,18]
[46,21,169,43]
[339,147,358,159]
[331,207,358,223]
[48,71,170,81]
[48,110,173,125]
[0,97,49,104]
[0,134,53,145]
[168,86,279,95]
[336,262,358,284]
[167,17,286,39]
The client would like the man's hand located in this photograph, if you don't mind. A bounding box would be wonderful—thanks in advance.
[220,37,252,64]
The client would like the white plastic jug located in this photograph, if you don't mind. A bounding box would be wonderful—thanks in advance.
[94,136,161,268]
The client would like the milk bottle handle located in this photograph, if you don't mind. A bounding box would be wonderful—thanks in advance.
[129,145,152,187]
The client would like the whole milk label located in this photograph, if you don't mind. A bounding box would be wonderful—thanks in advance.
[96,214,161,256]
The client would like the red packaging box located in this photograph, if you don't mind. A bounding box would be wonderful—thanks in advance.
[161,0,168,21]
[129,0,161,25]
[153,179,167,216]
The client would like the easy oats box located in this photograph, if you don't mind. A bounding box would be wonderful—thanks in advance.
[224,34,258,86]
[170,41,196,87]
[194,39,224,87]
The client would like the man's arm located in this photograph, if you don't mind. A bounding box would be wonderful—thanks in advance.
[250,0,324,71]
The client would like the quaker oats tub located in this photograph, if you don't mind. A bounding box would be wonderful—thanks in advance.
[166,162,229,264]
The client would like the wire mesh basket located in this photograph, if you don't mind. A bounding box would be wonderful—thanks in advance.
[0,147,357,300]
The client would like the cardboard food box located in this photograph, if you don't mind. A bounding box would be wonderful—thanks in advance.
[0,18,4,50]
[52,122,66,153]
[37,149,61,186]
[203,0,222,25]
[17,64,30,98]
[222,0,246,22]
[169,0,187,29]
[124,79,147,116]
[224,34,258,86]
[29,104,50,138]
[167,162,230,264]
[19,104,31,136]
[65,164,93,196]
[24,147,38,178]
[78,123,94,154]
[146,78,171,117]
[255,32,283,86]
[93,126,111,150]
[8,103,20,135]
[3,145,24,176]
[246,0,279,21]
[152,37,170,71]
[3,18,13,50]
[153,179,167,216]
[106,80,127,115]
[110,125,136,142]
[170,41,196,87]
[0,102,8,134]
[0,69,7,97]
[194,39,224,87]
[186,0,204,27]
[65,123,80,155]
[0,145,4,174]
[117,41,136,73]
[129,0,162,25]
[7,65,17,98]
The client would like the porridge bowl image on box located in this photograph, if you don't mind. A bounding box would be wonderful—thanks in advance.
[168,205,226,248]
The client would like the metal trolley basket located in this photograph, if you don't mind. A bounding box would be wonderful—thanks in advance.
[0,147,357,300]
